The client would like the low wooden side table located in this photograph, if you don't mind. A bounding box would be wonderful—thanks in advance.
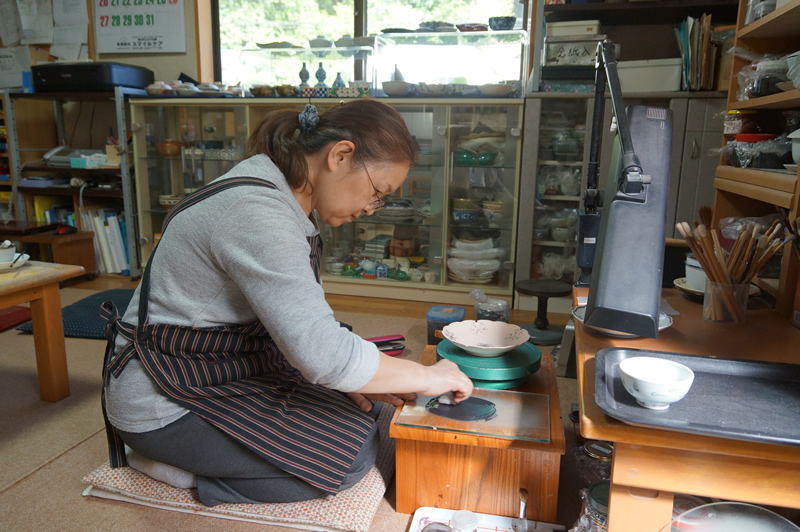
[2,231,96,278]
[0,261,85,401]
[390,345,566,522]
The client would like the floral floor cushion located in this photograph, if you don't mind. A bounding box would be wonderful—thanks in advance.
[83,405,396,532]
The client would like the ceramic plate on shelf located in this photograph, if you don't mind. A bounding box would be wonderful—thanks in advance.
[255,41,298,49]
[784,163,798,172]
[572,305,673,339]
[673,277,760,297]
[0,253,30,271]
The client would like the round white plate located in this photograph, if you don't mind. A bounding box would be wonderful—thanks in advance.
[673,277,759,297]
[0,253,30,271]
[784,163,798,172]
[572,305,673,339]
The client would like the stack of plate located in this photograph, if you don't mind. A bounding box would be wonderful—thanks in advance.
[447,269,495,284]
[376,199,418,222]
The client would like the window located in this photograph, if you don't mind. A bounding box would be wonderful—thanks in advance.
[216,1,529,89]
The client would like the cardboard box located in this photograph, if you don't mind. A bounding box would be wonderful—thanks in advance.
[546,20,600,38]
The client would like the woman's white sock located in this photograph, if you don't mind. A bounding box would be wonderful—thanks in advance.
[125,446,197,489]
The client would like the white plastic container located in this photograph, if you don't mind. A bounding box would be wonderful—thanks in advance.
[546,20,600,38]
[616,58,682,92]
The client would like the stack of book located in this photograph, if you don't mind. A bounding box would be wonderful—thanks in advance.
[676,14,718,91]
[81,208,130,276]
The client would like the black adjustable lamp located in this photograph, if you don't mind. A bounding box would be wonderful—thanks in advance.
[577,40,673,339]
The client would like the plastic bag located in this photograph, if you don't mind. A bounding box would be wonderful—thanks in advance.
[470,288,510,322]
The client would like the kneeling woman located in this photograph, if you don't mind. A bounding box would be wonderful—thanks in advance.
[101,100,473,506]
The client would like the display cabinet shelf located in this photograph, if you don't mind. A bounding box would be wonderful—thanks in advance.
[728,90,800,110]
[18,186,123,199]
[543,0,739,25]
[6,87,145,278]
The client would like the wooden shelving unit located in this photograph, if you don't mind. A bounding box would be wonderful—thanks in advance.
[712,0,800,315]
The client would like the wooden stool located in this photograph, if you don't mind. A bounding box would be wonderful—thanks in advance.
[516,279,572,346]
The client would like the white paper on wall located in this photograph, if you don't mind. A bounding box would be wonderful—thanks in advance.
[0,1,24,47]
[0,46,32,88]
[17,0,54,45]
[53,0,88,26]
[53,23,86,44]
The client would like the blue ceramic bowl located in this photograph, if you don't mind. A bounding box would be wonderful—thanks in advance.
[489,16,516,31]
[453,209,480,225]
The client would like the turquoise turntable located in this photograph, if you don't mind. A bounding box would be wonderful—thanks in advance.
[436,339,542,389]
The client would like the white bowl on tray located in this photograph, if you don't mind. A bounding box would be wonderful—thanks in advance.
[618,356,695,410]
[442,319,530,357]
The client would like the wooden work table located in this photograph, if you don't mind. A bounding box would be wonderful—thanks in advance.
[390,344,566,522]
[574,287,800,530]
[0,261,85,401]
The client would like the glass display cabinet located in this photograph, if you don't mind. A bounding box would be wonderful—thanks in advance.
[130,98,522,305]
[518,95,588,292]
[316,99,523,305]
[129,99,308,263]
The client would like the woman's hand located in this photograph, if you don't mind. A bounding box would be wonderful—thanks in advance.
[418,359,474,403]
[345,392,418,412]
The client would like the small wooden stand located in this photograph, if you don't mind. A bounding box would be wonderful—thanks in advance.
[390,345,565,522]
[2,231,96,277]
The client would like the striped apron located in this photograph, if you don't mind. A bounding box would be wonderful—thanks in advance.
[101,176,375,494]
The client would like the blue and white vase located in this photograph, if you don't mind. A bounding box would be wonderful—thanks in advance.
[332,72,346,89]
[298,62,310,89]
[314,62,327,88]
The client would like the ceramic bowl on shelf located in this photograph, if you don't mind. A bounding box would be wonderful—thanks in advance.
[452,208,480,225]
[618,356,695,410]
[158,195,182,210]
[488,16,516,31]
[478,83,513,97]
[442,320,530,357]
[416,83,446,97]
[156,140,182,158]
[382,80,411,97]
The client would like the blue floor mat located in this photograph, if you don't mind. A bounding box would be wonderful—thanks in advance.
[17,289,135,339]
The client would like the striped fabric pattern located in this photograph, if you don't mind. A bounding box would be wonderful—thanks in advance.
[101,176,374,494]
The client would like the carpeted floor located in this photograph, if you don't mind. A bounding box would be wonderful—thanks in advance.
[0,287,583,531]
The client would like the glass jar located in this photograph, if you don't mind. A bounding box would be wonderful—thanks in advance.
[585,480,610,530]
[723,110,759,140]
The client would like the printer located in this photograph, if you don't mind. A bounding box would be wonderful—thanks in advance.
[31,62,154,92]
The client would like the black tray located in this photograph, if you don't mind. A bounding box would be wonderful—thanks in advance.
[595,348,800,447]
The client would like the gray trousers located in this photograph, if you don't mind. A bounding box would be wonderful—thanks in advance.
[117,403,382,507]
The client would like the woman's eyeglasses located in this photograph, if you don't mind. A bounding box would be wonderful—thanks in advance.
[360,155,385,210]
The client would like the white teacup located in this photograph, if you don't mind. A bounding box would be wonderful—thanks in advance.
[0,244,16,263]
[410,269,424,282]
[424,271,437,284]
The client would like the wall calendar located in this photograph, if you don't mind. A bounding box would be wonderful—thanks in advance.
[94,0,185,54]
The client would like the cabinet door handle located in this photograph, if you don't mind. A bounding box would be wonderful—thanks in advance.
[691,138,699,159]
[436,125,447,136]
[510,127,521,137]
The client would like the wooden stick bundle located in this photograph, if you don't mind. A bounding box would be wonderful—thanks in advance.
[676,220,786,322]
